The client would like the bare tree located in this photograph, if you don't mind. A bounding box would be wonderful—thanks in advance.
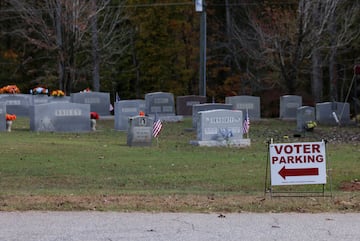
[5,0,129,93]
[231,0,359,101]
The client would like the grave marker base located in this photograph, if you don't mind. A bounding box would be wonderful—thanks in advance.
[189,138,251,147]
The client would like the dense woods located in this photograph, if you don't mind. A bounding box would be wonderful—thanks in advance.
[0,0,359,116]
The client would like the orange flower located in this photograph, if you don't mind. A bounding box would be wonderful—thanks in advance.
[0,85,20,94]
[6,113,16,121]
[51,90,65,96]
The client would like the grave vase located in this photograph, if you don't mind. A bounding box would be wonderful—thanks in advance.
[6,120,13,132]
[91,119,97,131]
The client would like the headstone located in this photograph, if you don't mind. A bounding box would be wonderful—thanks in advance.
[30,102,91,132]
[192,103,233,129]
[279,95,302,120]
[190,109,250,147]
[145,92,183,122]
[176,95,207,116]
[71,92,110,116]
[114,100,145,131]
[296,106,315,131]
[225,95,261,120]
[0,94,32,116]
[32,95,49,105]
[127,115,153,146]
[49,96,71,103]
[0,103,6,131]
[316,102,351,125]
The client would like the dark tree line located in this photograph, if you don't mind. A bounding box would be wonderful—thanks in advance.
[0,0,359,115]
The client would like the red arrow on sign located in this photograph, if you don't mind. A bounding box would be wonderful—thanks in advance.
[279,166,319,180]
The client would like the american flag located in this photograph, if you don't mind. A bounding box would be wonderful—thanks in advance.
[243,110,250,134]
[152,115,163,138]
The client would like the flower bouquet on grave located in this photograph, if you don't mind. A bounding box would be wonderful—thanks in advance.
[0,85,20,94]
[30,86,48,95]
[90,112,99,131]
[81,88,91,93]
[50,90,65,97]
[304,120,317,131]
[6,113,16,132]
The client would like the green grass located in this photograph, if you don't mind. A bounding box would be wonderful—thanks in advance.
[0,117,359,212]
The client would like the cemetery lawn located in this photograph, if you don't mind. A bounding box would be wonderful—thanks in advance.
[0,117,359,213]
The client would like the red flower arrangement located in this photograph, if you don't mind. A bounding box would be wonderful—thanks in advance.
[6,113,16,121]
[90,112,99,120]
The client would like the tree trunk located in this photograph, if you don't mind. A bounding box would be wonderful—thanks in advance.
[311,48,323,103]
[91,0,100,92]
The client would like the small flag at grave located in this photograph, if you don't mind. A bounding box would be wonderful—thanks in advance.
[152,114,163,138]
[243,109,250,134]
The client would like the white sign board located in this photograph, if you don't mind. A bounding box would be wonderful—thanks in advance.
[195,0,203,12]
[269,141,326,186]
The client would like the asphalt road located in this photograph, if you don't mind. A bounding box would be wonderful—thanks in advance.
[0,212,359,241]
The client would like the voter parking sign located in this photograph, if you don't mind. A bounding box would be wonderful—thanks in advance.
[269,141,327,186]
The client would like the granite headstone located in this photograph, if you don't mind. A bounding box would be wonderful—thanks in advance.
[30,102,91,132]
[192,103,233,129]
[114,100,145,131]
[0,103,6,131]
[296,106,315,131]
[32,95,49,105]
[176,95,207,116]
[127,115,153,146]
[145,92,183,122]
[190,109,250,147]
[71,92,110,116]
[225,95,261,120]
[316,102,351,125]
[49,96,71,103]
[0,94,32,116]
[279,95,302,120]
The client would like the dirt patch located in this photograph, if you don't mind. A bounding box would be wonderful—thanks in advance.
[340,180,360,191]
